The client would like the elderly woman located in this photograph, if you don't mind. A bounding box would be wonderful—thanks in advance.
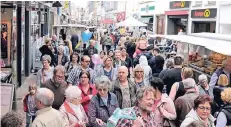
[64,53,80,79]
[56,45,69,66]
[150,77,177,127]
[36,55,54,87]
[78,71,97,113]
[198,74,214,99]
[95,56,117,81]
[131,64,147,89]
[88,76,119,127]
[180,95,215,127]
[59,86,88,127]
[215,88,231,127]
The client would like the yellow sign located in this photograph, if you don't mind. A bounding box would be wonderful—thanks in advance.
[180,1,185,8]
[204,9,210,17]
[64,1,69,9]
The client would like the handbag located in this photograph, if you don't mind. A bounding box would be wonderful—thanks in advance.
[163,118,176,127]
[158,103,176,127]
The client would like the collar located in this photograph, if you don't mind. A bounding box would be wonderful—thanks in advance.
[36,106,52,116]
[97,92,117,106]
[78,84,94,92]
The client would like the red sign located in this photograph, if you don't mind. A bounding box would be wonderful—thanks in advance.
[116,12,126,22]
[165,10,188,15]
[101,19,114,24]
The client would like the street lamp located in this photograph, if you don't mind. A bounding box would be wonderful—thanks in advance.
[52,1,62,7]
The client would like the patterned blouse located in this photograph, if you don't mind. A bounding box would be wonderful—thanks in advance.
[116,106,155,127]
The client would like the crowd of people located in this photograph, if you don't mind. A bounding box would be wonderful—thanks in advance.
[1,29,231,127]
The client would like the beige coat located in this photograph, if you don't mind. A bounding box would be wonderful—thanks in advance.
[32,107,68,127]
[59,101,88,127]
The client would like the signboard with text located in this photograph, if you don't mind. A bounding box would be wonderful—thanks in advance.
[170,1,190,9]
[191,8,217,18]
[1,83,14,117]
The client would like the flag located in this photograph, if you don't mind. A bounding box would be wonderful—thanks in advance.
[75,41,82,49]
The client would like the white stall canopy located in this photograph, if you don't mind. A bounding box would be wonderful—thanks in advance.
[163,33,231,56]
[116,16,147,27]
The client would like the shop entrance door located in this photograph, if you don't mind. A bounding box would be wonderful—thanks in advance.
[193,21,216,33]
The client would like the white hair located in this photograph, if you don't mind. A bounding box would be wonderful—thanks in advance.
[198,74,208,83]
[35,88,54,107]
[65,86,82,100]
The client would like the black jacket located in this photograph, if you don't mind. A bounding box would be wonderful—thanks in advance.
[83,46,98,57]
[39,45,56,66]
[111,78,136,108]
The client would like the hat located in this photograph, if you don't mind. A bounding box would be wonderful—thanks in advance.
[182,78,196,89]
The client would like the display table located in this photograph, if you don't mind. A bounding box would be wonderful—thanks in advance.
[1,68,12,83]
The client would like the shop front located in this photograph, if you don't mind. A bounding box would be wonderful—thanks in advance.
[191,8,217,33]
[139,2,155,32]
[165,1,190,35]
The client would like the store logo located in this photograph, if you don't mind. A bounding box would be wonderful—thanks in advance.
[180,1,185,7]
[173,1,185,8]
[204,9,210,17]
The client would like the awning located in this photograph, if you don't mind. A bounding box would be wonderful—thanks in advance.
[149,33,231,56]
[165,10,188,15]
[116,16,147,27]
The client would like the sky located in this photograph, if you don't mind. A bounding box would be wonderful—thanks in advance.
[72,0,89,8]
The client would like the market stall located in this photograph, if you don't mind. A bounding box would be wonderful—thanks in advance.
[159,33,231,81]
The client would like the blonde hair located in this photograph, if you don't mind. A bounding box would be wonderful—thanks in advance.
[182,67,193,79]
[28,84,37,92]
[221,88,231,103]
[103,56,113,65]
[44,38,51,45]
[217,74,229,87]
[133,64,144,78]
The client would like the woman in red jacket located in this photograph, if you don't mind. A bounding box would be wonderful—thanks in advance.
[78,71,98,113]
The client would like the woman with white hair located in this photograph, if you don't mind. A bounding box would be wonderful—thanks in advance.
[56,45,69,66]
[88,76,119,127]
[198,74,214,100]
[59,86,88,127]
[36,55,54,87]
[131,64,148,89]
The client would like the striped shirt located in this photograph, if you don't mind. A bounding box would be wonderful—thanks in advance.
[67,66,95,85]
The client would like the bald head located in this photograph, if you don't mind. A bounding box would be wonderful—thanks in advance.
[118,66,128,82]
[52,35,57,41]
[35,88,54,108]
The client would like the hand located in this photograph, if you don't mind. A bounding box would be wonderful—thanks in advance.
[158,105,164,115]
[96,118,105,126]
[132,116,144,127]
[88,95,93,99]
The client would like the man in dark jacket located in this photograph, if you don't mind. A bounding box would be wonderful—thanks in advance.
[162,55,183,94]
[111,66,136,109]
[133,51,153,67]
[83,39,98,57]
[71,34,79,51]
[148,48,165,77]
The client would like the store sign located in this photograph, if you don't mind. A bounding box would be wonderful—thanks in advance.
[191,8,217,18]
[170,1,190,9]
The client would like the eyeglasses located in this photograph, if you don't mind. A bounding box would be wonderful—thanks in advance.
[80,76,89,79]
[198,106,211,111]
[98,88,107,92]
[84,61,90,63]
[136,71,143,73]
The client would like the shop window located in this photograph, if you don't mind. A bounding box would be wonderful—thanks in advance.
[193,1,202,7]
[206,1,216,5]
